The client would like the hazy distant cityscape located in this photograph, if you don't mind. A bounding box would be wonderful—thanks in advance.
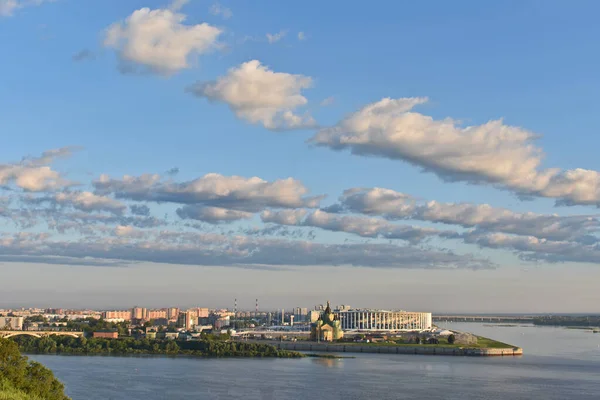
[0,301,434,337]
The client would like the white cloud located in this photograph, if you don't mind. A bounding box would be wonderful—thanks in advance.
[104,7,222,75]
[114,225,147,238]
[0,230,494,270]
[54,191,126,214]
[0,147,77,191]
[94,172,324,212]
[261,209,308,225]
[297,31,306,41]
[334,187,600,242]
[320,96,335,106]
[266,30,287,44]
[463,231,600,264]
[312,97,600,206]
[176,205,253,224]
[169,0,189,12]
[210,3,232,19]
[0,0,53,17]
[0,0,18,16]
[262,209,451,243]
[304,210,448,243]
[187,60,316,130]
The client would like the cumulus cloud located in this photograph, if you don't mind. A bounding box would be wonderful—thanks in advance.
[333,187,600,243]
[94,172,324,218]
[210,3,232,19]
[261,209,308,225]
[51,191,126,214]
[0,147,77,191]
[114,225,148,238]
[311,97,600,207]
[176,205,253,224]
[104,7,222,75]
[304,210,451,243]
[262,209,453,243]
[463,231,600,265]
[187,60,316,131]
[266,30,286,43]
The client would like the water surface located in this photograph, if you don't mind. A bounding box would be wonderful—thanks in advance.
[31,323,600,400]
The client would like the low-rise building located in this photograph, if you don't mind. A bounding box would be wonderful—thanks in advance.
[92,330,119,339]
[103,310,132,320]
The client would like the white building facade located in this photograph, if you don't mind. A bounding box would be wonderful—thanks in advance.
[334,310,432,332]
[0,316,24,330]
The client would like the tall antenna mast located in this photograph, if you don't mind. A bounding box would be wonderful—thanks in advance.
[255,298,258,314]
[234,298,237,315]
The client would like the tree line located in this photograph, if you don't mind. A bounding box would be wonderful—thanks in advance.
[10,335,303,358]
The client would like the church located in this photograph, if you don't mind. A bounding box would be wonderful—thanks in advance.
[310,301,344,342]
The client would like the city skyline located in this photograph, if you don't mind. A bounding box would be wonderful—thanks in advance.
[2,1,600,312]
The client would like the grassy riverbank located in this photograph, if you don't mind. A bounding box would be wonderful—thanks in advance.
[310,335,515,349]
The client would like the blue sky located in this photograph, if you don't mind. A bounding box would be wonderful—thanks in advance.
[1,0,600,312]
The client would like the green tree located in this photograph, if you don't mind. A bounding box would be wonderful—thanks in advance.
[447,334,456,344]
[165,341,179,354]
[0,338,69,400]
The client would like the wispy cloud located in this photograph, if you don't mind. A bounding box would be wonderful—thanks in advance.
[169,0,189,12]
[72,49,94,62]
[266,30,287,44]
[0,0,54,17]
[210,3,232,19]
[320,96,335,106]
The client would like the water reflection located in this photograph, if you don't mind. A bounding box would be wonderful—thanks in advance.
[311,357,342,368]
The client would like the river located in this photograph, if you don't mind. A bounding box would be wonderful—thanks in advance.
[30,323,600,399]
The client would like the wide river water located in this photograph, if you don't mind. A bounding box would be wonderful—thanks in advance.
[30,322,600,399]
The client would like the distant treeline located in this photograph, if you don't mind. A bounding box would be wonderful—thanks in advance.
[533,316,600,327]
[10,335,302,358]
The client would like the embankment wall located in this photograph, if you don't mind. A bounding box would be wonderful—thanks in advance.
[263,341,523,356]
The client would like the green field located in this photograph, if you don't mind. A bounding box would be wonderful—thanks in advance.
[333,336,516,349]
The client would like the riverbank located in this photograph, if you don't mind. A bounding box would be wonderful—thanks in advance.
[9,336,303,359]
[255,340,523,356]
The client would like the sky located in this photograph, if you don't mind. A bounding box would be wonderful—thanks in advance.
[1,0,600,313]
